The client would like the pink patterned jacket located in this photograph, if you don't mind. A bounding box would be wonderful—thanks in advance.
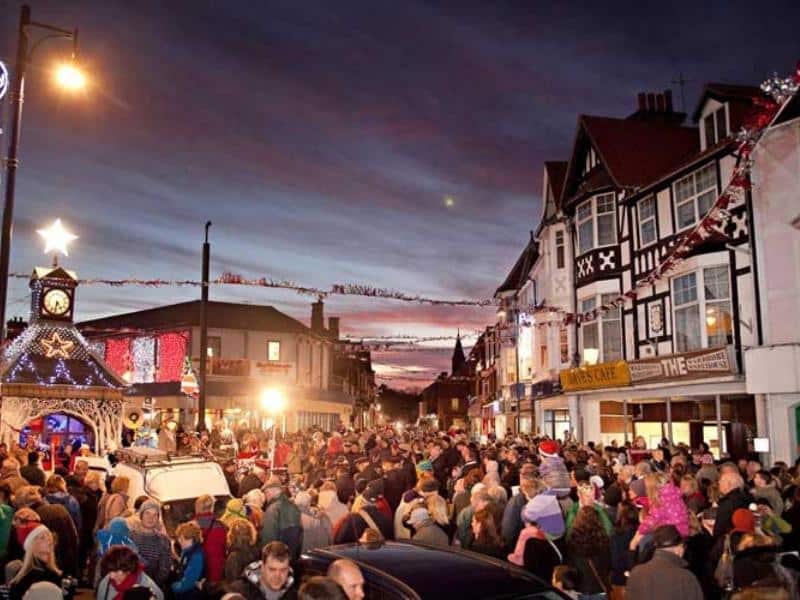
[637,482,690,537]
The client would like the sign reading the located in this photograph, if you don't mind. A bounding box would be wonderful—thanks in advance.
[628,347,734,384]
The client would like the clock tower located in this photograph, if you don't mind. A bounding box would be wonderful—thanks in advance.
[29,266,77,324]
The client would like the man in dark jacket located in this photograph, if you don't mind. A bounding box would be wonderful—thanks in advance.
[260,480,303,562]
[626,525,703,600]
[381,456,406,513]
[228,541,298,600]
[333,481,393,543]
[238,465,267,497]
[20,452,46,487]
[334,463,355,505]
[429,442,450,495]
[713,471,750,539]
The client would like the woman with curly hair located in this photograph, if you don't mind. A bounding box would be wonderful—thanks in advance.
[566,506,611,599]
[224,518,260,583]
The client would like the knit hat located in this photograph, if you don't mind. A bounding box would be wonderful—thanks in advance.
[22,524,49,554]
[732,508,756,534]
[416,460,433,473]
[294,491,311,508]
[539,440,560,457]
[137,498,160,518]
[520,495,566,538]
[21,581,62,600]
[225,498,246,518]
[408,507,430,526]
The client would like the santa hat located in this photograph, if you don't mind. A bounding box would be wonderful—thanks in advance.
[538,440,560,458]
[23,525,49,554]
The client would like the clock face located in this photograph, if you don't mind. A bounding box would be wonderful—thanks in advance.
[43,288,71,316]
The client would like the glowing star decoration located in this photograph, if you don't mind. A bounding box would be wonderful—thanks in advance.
[40,331,75,359]
[37,219,78,262]
[444,195,455,208]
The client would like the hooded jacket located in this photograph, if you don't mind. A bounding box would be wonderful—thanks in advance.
[637,482,690,537]
[228,560,297,600]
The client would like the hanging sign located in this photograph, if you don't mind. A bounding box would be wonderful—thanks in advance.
[560,361,631,392]
[628,347,735,384]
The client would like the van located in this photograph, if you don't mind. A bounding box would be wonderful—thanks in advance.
[112,447,231,533]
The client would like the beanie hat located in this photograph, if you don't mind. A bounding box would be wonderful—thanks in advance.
[225,498,246,517]
[520,495,565,538]
[138,498,160,518]
[732,508,755,534]
[23,524,49,554]
[539,440,560,457]
[416,460,433,473]
[21,581,62,600]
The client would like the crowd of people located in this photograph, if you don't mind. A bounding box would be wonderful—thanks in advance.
[0,425,798,600]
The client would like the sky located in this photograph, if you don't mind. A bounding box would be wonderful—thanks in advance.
[1,0,798,389]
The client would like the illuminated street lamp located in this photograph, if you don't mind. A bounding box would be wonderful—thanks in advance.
[260,388,286,473]
[0,5,86,343]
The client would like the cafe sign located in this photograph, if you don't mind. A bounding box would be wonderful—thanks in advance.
[560,360,631,392]
[628,346,735,384]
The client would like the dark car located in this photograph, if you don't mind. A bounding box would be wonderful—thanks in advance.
[298,541,568,600]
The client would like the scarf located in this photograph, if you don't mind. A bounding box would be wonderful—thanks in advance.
[110,565,143,600]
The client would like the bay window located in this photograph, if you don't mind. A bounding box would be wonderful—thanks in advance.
[672,266,733,351]
[577,193,616,255]
[580,293,622,364]
[638,195,657,247]
[674,164,717,230]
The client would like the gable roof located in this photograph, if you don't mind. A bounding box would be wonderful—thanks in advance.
[79,300,313,336]
[495,233,538,296]
[544,161,567,203]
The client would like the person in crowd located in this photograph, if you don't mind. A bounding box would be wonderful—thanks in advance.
[333,480,393,543]
[317,482,347,532]
[680,473,708,514]
[224,518,260,583]
[221,498,249,527]
[260,480,303,561]
[464,507,504,559]
[630,471,690,552]
[455,488,491,547]
[172,521,205,600]
[327,559,364,600]
[42,475,81,533]
[193,494,227,585]
[238,465,267,498]
[294,490,332,553]
[404,504,449,547]
[297,577,346,600]
[752,470,784,515]
[714,471,750,539]
[8,526,63,600]
[0,482,14,562]
[128,498,171,590]
[513,498,562,583]
[565,506,611,599]
[1,459,30,493]
[96,475,131,530]
[626,524,704,600]
[228,541,297,600]
[20,453,45,488]
[96,545,164,600]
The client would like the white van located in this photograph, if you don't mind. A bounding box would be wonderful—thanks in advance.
[112,447,231,533]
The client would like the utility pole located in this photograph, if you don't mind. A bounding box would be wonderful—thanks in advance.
[197,221,211,432]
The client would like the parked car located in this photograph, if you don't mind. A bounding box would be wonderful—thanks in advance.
[298,541,568,600]
[112,447,231,533]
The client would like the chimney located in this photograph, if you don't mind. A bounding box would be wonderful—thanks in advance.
[328,317,340,341]
[647,93,656,111]
[664,89,673,112]
[629,89,684,125]
[637,92,646,110]
[311,299,325,334]
[655,93,665,112]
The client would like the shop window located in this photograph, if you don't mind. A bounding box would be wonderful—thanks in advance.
[267,340,281,361]
[674,163,717,230]
[580,293,622,364]
[672,266,733,352]
[545,409,571,440]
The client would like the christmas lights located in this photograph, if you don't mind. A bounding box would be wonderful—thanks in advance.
[105,337,131,377]
[157,331,188,382]
[132,337,155,382]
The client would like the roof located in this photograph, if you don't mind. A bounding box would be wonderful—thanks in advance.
[303,541,554,600]
[0,320,125,391]
[79,300,313,336]
[691,83,764,121]
[495,234,538,296]
[544,160,567,203]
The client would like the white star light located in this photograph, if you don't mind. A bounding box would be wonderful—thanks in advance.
[37,219,78,257]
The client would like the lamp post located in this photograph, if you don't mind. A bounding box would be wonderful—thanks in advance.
[0,4,85,343]
[260,388,285,475]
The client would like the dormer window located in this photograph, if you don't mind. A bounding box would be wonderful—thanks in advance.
[703,105,728,148]
[582,148,598,176]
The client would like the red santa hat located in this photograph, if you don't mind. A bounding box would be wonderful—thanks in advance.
[538,439,560,457]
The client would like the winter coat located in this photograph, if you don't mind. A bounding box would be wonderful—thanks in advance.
[332,505,393,544]
[260,494,302,561]
[44,491,82,533]
[335,475,355,505]
[564,502,613,537]
[20,465,46,487]
[522,536,562,583]
[501,489,528,550]
[298,506,332,553]
[97,569,164,600]
[609,526,636,586]
[172,542,205,600]
[9,562,63,600]
[411,520,449,547]
[225,544,260,582]
[317,490,348,531]
[33,501,80,577]
[130,528,172,588]
[195,513,227,584]
[383,470,406,514]
[638,482,689,537]
[227,560,298,600]
[626,549,704,600]
[752,485,784,515]
[713,487,750,539]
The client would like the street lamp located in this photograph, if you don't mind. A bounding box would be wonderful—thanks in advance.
[260,388,286,473]
[0,4,86,343]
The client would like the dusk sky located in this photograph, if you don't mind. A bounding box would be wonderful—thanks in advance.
[1,1,798,389]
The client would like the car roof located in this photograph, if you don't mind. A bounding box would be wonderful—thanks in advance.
[304,541,562,600]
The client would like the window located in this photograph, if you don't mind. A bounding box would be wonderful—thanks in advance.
[703,106,728,147]
[207,336,221,358]
[560,326,569,364]
[672,266,733,351]
[674,164,717,230]
[577,193,616,255]
[582,148,598,176]
[555,230,565,269]
[580,294,622,363]
[267,340,281,361]
[638,196,657,246]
